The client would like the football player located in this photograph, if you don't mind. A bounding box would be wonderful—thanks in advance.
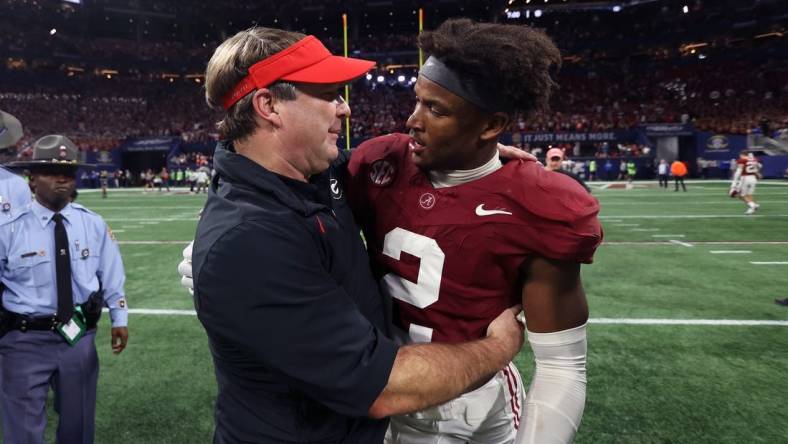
[179,19,601,444]
[730,151,761,214]
[347,19,602,444]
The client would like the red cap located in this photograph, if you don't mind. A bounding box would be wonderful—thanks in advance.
[547,148,564,160]
[222,35,375,109]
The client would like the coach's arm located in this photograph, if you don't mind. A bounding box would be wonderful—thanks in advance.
[368,305,524,418]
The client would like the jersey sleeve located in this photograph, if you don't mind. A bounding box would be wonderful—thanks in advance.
[195,218,399,417]
[514,163,603,263]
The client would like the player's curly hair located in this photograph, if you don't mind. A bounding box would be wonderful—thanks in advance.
[418,19,561,118]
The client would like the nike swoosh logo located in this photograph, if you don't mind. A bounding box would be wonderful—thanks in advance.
[475,204,512,216]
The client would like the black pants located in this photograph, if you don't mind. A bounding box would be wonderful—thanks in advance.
[659,174,668,188]
[674,177,686,191]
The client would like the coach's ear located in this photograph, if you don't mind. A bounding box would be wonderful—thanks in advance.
[251,88,282,128]
[479,112,510,143]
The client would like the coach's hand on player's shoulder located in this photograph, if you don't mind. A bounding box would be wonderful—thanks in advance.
[497,143,539,163]
[111,327,128,355]
[178,241,194,295]
[486,305,525,357]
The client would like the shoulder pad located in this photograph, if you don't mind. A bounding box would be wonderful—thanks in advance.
[513,161,599,224]
[355,133,410,160]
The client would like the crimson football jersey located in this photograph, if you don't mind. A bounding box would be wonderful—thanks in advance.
[347,133,602,344]
[737,157,760,176]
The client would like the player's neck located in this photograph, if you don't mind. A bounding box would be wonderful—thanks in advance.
[428,150,502,189]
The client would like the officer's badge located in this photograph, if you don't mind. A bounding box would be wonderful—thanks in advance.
[38,250,46,257]
[1,202,10,212]
[118,299,126,309]
[81,248,90,258]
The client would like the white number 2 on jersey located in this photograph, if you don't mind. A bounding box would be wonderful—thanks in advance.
[381,227,445,343]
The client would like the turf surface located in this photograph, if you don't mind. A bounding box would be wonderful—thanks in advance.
[5,180,787,443]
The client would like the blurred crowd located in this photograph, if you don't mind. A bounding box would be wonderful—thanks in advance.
[3,55,784,156]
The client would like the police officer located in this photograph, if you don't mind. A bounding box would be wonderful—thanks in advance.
[0,109,31,216]
[0,134,129,444]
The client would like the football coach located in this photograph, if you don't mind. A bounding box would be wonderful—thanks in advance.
[190,27,525,443]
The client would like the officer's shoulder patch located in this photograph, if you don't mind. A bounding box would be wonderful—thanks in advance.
[70,203,97,215]
[106,224,117,242]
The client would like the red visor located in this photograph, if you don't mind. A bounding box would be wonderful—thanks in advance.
[222,35,375,110]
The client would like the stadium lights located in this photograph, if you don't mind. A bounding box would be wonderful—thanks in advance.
[612,5,621,12]
[397,75,406,83]
[410,76,417,83]
[50,28,57,36]
[365,73,373,81]
[683,5,689,13]
[376,75,385,83]
[534,9,543,17]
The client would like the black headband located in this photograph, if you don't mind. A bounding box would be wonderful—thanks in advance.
[418,56,511,113]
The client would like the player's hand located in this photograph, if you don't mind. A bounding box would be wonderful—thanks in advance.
[178,241,194,295]
[111,327,128,354]
[486,305,525,358]
[497,143,539,163]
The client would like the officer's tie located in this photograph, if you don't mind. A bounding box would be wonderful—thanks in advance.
[53,213,74,323]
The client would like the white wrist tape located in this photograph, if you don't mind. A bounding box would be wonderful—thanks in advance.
[517,323,587,444]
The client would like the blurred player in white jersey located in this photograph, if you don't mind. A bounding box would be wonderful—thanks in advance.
[729,151,761,215]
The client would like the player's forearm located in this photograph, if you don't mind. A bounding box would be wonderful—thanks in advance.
[368,336,515,418]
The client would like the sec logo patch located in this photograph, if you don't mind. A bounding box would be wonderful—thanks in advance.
[369,159,395,187]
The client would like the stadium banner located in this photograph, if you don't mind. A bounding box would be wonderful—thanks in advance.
[640,123,694,137]
[122,137,181,152]
[761,156,788,179]
[85,148,122,168]
[696,132,747,158]
[502,130,634,146]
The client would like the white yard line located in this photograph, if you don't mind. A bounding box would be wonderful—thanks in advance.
[652,234,685,237]
[709,250,752,254]
[631,228,660,232]
[105,218,198,222]
[603,241,788,245]
[669,240,694,247]
[111,309,788,326]
[600,215,788,219]
[600,200,788,205]
[750,261,788,265]
[118,241,191,245]
[590,318,788,326]
[612,224,640,227]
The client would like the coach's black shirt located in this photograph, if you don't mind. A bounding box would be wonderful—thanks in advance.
[193,142,398,443]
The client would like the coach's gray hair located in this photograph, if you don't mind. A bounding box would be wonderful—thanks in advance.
[205,27,304,142]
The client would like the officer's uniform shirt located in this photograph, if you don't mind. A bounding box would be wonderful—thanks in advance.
[0,200,127,327]
[0,166,31,220]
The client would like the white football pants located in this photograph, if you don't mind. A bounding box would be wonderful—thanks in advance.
[386,362,524,444]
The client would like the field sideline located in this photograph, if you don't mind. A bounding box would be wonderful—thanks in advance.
[4,180,786,443]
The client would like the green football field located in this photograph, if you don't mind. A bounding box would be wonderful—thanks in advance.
[20,180,788,443]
